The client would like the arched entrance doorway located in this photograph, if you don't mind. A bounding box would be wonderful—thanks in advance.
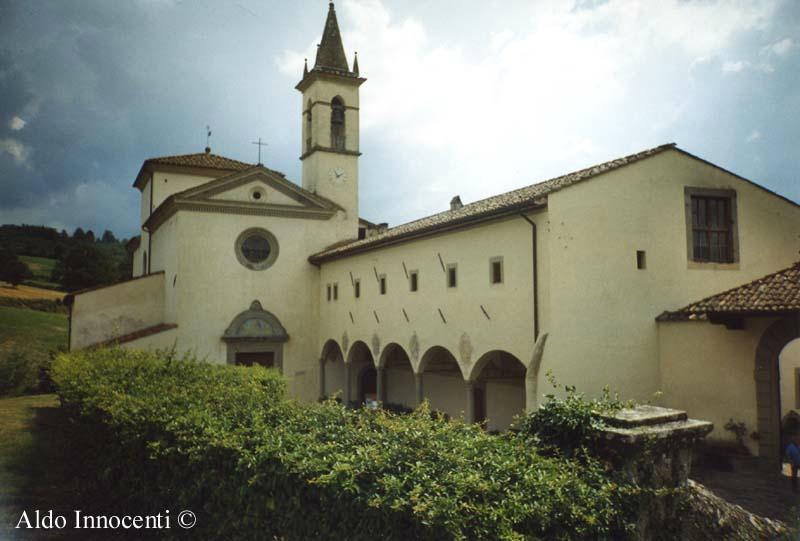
[360,366,377,406]
[320,339,346,401]
[469,350,526,431]
[378,343,415,409]
[418,346,465,421]
[779,338,800,458]
[756,317,800,464]
[222,300,288,371]
[347,340,375,407]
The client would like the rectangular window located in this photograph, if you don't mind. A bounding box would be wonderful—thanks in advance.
[379,275,387,295]
[490,257,503,284]
[354,279,361,298]
[409,270,418,292]
[686,189,737,264]
[447,264,457,288]
[326,284,331,301]
[636,250,646,270]
[333,283,338,301]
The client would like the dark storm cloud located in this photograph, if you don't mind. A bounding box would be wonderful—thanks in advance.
[0,1,319,236]
[0,0,798,237]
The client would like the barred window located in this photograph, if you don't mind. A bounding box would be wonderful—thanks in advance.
[691,196,733,263]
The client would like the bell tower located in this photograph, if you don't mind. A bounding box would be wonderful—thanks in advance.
[297,2,365,236]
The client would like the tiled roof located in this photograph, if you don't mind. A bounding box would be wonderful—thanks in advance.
[657,261,800,321]
[146,152,251,171]
[134,150,252,189]
[309,143,676,263]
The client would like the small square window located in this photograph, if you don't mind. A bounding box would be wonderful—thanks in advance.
[636,250,646,270]
[447,264,457,288]
[409,271,418,292]
[379,275,387,295]
[333,283,338,300]
[490,257,503,284]
[326,284,331,301]
[354,279,361,298]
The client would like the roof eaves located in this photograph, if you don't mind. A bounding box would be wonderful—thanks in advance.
[309,200,545,264]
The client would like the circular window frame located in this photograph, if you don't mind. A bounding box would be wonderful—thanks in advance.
[235,228,279,271]
[249,187,265,201]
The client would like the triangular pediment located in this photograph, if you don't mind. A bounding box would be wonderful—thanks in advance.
[143,166,341,232]
[177,166,338,212]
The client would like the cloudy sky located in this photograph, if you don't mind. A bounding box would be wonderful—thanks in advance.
[1,0,798,238]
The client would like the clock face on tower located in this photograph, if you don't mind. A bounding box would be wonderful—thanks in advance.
[328,167,347,185]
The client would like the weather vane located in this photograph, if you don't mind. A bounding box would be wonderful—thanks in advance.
[252,137,268,165]
[206,125,212,151]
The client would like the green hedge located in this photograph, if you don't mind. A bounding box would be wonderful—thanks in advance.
[52,349,635,540]
[0,296,66,313]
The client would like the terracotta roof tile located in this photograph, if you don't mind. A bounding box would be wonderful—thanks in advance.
[657,261,800,321]
[146,152,251,171]
[309,143,676,263]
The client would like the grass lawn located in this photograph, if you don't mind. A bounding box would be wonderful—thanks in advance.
[18,256,61,291]
[0,394,76,539]
[0,306,67,358]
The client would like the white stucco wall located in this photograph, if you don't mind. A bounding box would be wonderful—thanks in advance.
[486,380,526,431]
[541,149,800,403]
[317,213,540,383]
[657,318,777,455]
[70,273,166,350]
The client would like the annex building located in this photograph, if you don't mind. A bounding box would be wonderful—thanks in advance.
[67,3,800,463]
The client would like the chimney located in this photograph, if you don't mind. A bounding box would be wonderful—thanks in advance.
[450,196,463,211]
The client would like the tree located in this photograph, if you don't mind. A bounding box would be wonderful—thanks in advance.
[57,243,116,291]
[85,230,96,243]
[101,230,117,244]
[0,249,32,287]
[72,228,86,241]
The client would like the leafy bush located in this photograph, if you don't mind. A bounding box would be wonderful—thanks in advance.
[0,347,41,396]
[519,372,630,458]
[0,296,66,313]
[52,349,637,540]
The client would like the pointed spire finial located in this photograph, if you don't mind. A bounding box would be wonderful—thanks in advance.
[353,51,359,76]
[303,58,309,77]
[314,0,349,73]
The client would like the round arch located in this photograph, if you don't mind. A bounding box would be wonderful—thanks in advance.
[756,317,800,464]
[418,346,467,422]
[319,339,345,401]
[418,346,464,378]
[378,343,415,409]
[468,350,527,382]
[347,340,376,406]
[222,300,288,370]
[468,350,527,431]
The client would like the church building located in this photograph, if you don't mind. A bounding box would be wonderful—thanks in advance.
[66,3,800,463]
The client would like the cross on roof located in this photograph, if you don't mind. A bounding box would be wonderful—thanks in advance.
[251,137,268,165]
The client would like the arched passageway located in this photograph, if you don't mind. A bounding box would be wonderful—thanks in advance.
[347,340,375,407]
[418,346,466,421]
[756,317,800,464]
[469,350,526,431]
[778,337,800,459]
[320,339,345,400]
[378,343,415,410]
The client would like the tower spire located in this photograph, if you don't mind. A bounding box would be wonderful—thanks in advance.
[353,51,359,76]
[314,2,349,73]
